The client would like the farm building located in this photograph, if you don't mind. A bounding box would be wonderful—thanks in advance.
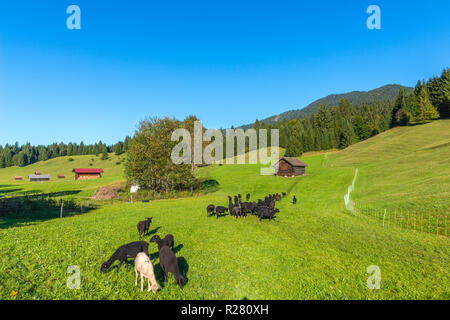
[58,175,65,179]
[273,157,307,177]
[14,176,23,181]
[72,168,104,180]
[28,174,51,182]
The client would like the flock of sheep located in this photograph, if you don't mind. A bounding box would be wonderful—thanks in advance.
[207,192,297,221]
[100,217,184,293]
[99,192,297,294]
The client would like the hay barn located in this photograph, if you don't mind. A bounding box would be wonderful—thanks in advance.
[274,157,307,177]
[72,168,104,180]
[28,174,51,182]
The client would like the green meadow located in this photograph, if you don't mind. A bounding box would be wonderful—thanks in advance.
[0,120,449,300]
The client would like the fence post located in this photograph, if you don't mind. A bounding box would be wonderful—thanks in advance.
[382,209,386,227]
[60,199,64,218]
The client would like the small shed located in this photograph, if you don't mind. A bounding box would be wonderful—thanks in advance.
[28,174,51,182]
[274,157,307,177]
[58,175,65,179]
[14,176,23,181]
[72,168,104,180]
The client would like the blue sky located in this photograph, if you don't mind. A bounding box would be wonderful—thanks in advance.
[0,0,449,145]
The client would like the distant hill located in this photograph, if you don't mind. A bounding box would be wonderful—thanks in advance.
[240,84,413,128]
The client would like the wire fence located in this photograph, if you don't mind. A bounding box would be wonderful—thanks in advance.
[355,203,448,237]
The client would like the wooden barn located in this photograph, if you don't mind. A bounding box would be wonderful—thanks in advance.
[28,174,51,182]
[274,157,307,177]
[72,168,104,180]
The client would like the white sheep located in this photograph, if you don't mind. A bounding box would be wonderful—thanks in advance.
[134,252,161,293]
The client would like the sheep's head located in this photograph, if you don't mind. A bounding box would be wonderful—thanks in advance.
[151,282,161,294]
[150,235,160,243]
[146,217,152,222]
[100,262,109,273]
[176,275,185,289]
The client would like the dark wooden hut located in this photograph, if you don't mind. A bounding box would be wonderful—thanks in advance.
[72,168,104,180]
[274,157,307,177]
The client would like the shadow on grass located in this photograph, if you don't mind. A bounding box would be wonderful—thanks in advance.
[143,226,161,238]
[0,190,95,229]
[153,256,189,289]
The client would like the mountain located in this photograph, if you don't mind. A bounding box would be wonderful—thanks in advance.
[240,84,413,128]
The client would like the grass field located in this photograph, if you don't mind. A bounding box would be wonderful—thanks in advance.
[0,120,449,299]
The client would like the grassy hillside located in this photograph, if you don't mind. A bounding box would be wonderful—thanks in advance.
[331,120,450,216]
[0,153,126,199]
[0,121,448,300]
[240,84,413,128]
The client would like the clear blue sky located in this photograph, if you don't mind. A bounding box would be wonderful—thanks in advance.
[0,0,449,145]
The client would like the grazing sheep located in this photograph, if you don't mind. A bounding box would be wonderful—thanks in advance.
[215,206,228,215]
[258,208,279,221]
[101,241,149,273]
[293,195,297,204]
[144,217,152,234]
[150,234,175,251]
[137,217,152,239]
[134,252,161,293]
[231,206,241,218]
[206,204,215,217]
[158,246,185,289]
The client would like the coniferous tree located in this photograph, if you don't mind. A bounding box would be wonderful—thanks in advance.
[414,85,440,123]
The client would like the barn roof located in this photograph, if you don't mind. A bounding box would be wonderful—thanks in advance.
[72,168,104,174]
[276,157,308,167]
[28,174,51,179]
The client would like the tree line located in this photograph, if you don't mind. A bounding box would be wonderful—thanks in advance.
[0,137,131,168]
[252,68,449,157]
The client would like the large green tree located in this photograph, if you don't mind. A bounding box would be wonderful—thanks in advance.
[125,117,194,193]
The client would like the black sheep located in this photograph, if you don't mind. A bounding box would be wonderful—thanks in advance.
[144,217,152,234]
[206,204,215,217]
[293,195,297,204]
[137,217,152,239]
[150,234,175,251]
[215,206,228,214]
[158,246,185,289]
[101,241,149,273]
[231,206,241,218]
[246,193,250,201]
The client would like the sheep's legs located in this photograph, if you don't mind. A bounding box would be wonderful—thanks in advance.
[140,273,144,291]
[135,269,138,286]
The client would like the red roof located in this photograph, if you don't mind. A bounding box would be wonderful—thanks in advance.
[72,168,104,174]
